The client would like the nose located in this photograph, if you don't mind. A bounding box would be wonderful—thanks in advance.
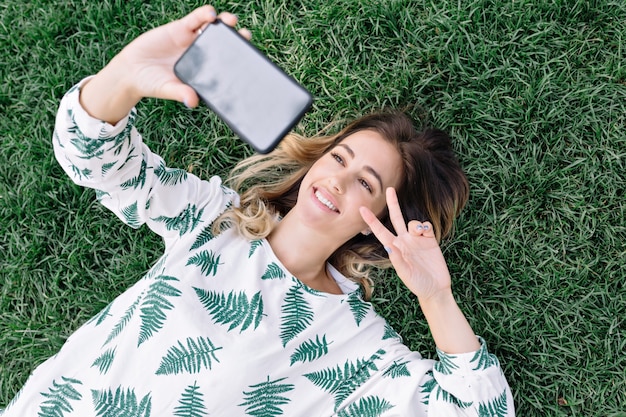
[329,174,345,194]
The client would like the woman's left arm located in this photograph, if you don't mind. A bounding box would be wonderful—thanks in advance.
[360,187,478,354]
[360,187,515,416]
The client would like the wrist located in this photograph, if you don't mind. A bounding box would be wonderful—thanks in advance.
[80,55,142,124]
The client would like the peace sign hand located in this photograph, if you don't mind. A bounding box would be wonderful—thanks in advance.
[359,187,452,302]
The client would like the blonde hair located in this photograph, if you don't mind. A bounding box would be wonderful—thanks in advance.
[213,112,469,300]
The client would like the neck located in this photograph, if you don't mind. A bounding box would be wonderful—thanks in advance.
[267,216,343,294]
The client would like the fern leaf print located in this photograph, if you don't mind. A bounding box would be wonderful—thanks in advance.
[91,348,117,375]
[194,288,264,332]
[434,351,459,375]
[91,386,152,417]
[279,284,314,347]
[248,239,263,258]
[346,292,370,326]
[289,334,332,365]
[173,382,208,417]
[138,275,182,346]
[337,396,394,417]
[156,337,222,375]
[154,160,188,186]
[261,262,285,280]
[382,360,411,379]
[470,341,499,371]
[186,250,222,277]
[104,292,143,346]
[238,376,295,417]
[190,225,215,251]
[478,390,509,417]
[121,201,141,228]
[304,349,385,410]
[120,157,148,190]
[151,203,204,236]
[382,322,402,342]
[87,301,113,326]
[37,376,83,417]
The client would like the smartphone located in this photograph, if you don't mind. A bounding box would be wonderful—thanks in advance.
[174,20,313,154]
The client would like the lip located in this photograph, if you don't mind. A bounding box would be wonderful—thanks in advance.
[312,187,340,213]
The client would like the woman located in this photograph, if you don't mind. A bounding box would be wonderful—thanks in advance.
[3,6,514,417]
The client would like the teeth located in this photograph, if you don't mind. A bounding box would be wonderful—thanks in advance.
[315,191,338,212]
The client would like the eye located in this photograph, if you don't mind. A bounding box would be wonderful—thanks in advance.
[331,152,344,165]
[359,178,372,193]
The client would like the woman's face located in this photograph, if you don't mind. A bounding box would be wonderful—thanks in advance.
[294,129,403,241]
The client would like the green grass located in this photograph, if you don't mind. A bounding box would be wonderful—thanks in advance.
[1,0,625,415]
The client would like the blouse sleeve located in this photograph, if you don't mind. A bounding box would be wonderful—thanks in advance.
[52,78,239,248]
[421,336,515,416]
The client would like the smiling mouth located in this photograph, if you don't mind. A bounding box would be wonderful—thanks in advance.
[314,190,339,212]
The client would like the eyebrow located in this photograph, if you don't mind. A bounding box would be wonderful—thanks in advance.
[336,143,384,192]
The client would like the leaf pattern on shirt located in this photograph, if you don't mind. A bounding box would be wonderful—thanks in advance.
[186,250,222,277]
[289,334,332,365]
[104,292,143,346]
[190,225,216,251]
[38,376,83,417]
[91,386,152,417]
[261,262,286,280]
[121,201,141,228]
[154,160,188,186]
[336,395,394,417]
[279,284,314,347]
[173,382,208,417]
[238,376,295,417]
[345,292,370,326]
[151,203,204,236]
[248,239,263,258]
[381,322,402,342]
[478,390,509,417]
[69,163,92,181]
[91,348,117,375]
[120,157,148,190]
[434,351,459,375]
[138,275,182,346]
[156,337,223,376]
[87,301,113,326]
[304,349,386,410]
[470,341,499,371]
[194,288,264,332]
[420,371,474,409]
[382,360,411,379]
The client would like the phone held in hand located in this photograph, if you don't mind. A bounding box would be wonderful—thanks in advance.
[174,20,313,154]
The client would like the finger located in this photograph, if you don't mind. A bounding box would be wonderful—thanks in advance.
[359,206,396,245]
[386,187,407,235]
[218,12,239,28]
[182,5,218,33]
[238,28,252,41]
[160,81,200,108]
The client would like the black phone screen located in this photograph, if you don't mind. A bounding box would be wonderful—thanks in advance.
[174,21,313,154]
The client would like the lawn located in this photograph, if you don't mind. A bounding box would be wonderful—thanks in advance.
[0,0,625,415]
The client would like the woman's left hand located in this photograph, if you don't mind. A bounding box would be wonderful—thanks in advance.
[359,187,452,302]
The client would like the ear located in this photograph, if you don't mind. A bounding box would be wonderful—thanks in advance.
[361,228,371,236]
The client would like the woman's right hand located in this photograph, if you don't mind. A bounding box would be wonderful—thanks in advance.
[80,5,251,124]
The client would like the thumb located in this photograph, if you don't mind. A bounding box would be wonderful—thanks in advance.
[159,81,200,108]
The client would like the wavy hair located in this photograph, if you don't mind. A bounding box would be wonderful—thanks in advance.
[213,112,469,299]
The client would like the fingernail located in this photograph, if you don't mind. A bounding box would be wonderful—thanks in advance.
[209,10,217,18]
[183,98,191,109]
[424,224,430,230]
[384,246,392,254]
[416,224,423,231]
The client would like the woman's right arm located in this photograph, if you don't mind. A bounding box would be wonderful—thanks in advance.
[52,6,248,243]
[79,6,246,124]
